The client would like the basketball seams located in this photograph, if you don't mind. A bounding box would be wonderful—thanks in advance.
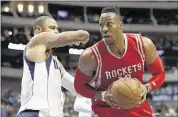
[119,79,138,98]
[135,78,142,97]
[112,89,140,109]
[112,82,135,100]
[110,78,142,109]
[121,79,141,100]
[112,91,136,104]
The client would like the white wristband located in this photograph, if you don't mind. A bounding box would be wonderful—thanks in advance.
[101,91,106,102]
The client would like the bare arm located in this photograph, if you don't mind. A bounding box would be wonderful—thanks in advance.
[143,37,158,64]
[27,30,89,49]
[142,37,165,92]
[75,48,119,107]
[26,30,89,62]
[74,47,103,100]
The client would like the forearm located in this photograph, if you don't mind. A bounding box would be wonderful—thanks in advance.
[74,67,100,98]
[146,57,165,91]
[145,72,165,92]
[51,30,89,48]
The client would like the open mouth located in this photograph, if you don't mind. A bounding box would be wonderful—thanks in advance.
[104,35,110,38]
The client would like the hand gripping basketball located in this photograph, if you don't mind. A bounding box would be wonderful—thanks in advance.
[106,78,143,109]
[102,82,119,108]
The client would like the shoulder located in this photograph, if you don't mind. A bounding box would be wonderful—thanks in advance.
[25,32,56,62]
[79,47,95,66]
[141,36,158,64]
[79,40,103,64]
[126,33,155,48]
[141,36,155,50]
[27,32,56,48]
[78,46,97,75]
[124,33,141,42]
[124,33,137,38]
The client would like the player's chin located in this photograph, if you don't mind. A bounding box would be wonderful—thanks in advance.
[105,37,114,44]
[109,38,114,44]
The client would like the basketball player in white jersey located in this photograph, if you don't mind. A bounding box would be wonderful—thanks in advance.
[17,16,89,117]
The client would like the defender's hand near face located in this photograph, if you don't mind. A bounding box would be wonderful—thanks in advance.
[103,82,118,108]
[77,30,90,44]
[72,30,89,46]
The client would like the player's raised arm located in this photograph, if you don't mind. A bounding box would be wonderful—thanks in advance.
[25,16,89,62]
[28,30,89,49]
[143,37,165,92]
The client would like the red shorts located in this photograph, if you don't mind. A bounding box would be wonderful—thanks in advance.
[92,101,153,117]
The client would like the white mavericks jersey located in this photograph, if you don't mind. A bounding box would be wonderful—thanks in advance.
[18,50,63,117]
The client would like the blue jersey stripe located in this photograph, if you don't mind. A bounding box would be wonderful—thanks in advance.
[24,53,35,80]
[46,55,52,77]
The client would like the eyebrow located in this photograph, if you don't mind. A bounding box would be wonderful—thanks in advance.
[49,25,57,28]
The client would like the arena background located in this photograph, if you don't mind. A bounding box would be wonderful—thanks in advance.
[1,1,178,117]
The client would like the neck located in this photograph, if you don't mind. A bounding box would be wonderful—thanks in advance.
[110,33,125,56]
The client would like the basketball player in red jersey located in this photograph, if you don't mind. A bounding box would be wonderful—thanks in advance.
[74,7,165,117]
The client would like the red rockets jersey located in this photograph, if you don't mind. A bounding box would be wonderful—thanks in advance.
[89,33,153,117]
[89,33,146,90]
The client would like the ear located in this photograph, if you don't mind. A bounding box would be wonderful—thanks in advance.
[120,22,123,29]
[34,26,42,34]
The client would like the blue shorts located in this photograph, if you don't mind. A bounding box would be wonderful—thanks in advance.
[17,110,40,117]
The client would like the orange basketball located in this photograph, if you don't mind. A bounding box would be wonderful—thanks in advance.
[108,78,142,110]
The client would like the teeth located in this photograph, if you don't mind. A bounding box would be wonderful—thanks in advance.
[74,42,80,46]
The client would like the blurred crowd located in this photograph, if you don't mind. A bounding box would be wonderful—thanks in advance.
[3,2,177,25]
[1,89,20,117]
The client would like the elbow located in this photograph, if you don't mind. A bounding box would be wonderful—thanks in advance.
[162,71,166,83]
[157,71,166,86]
[159,71,165,88]
[78,30,89,37]
[77,30,90,41]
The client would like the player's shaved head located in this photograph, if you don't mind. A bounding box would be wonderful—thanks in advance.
[33,16,54,30]
[101,6,120,14]
[101,6,122,21]
[32,16,59,35]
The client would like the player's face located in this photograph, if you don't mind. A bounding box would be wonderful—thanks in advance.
[42,19,59,34]
[99,12,122,41]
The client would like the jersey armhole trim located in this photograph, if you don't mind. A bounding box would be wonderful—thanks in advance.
[139,34,146,61]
